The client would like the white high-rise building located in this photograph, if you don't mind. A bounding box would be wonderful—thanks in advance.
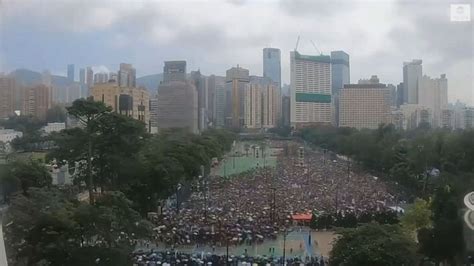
[290,51,332,128]
[403,59,422,104]
[419,74,448,127]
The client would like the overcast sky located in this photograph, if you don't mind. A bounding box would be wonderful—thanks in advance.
[0,0,472,104]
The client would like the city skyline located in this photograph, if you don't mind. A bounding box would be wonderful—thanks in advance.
[0,0,472,105]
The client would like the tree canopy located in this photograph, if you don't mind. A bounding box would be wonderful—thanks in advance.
[330,223,418,266]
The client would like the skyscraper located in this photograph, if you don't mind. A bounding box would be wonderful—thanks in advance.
[290,51,332,127]
[118,63,136,87]
[67,64,75,82]
[79,68,86,84]
[339,76,391,129]
[191,70,208,131]
[22,84,52,120]
[157,61,198,133]
[263,48,281,88]
[86,67,94,88]
[0,76,16,118]
[330,51,350,95]
[207,75,225,126]
[282,95,290,127]
[403,59,422,104]
[149,96,159,133]
[331,51,350,126]
[419,74,448,127]
[244,83,262,129]
[226,66,249,128]
[261,83,280,128]
[163,61,186,83]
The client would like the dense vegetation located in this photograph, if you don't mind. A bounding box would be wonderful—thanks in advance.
[1,98,235,265]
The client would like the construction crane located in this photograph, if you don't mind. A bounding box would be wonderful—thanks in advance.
[294,35,300,51]
[310,40,322,55]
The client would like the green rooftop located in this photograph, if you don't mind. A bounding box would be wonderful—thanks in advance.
[294,51,331,63]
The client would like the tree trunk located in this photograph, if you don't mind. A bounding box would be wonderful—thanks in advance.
[87,134,94,204]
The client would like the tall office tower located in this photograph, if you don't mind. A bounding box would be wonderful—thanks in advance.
[163,61,186,83]
[67,64,75,82]
[86,67,94,88]
[331,51,350,95]
[339,75,391,129]
[207,75,225,126]
[420,74,448,127]
[22,84,52,120]
[90,82,150,127]
[0,76,16,118]
[149,96,159,133]
[290,51,332,128]
[263,48,281,88]
[157,61,198,133]
[403,59,422,104]
[67,83,82,103]
[226,66,250,128]
[191,70,208,131]
[79,68,86,84]
[214,83,226,128]
[387,84,397,107]
[118,63,136,87]
[396,82,404,107]
[331,51,350,126]
[94,72,109,84]
[282,95,290,127]
[262,83,280,128]
[244,83,262,129]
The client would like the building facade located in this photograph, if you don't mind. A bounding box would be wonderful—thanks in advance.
[0,129,23,143]
[244,83,262,129]
[226,66,250,129]
[191,70,208,131]
[403,59,422,104]
[67,64,75,82]
[86,67,94,89]
[157,81,198,133]
[290,51,332,128]
[263,48,281,88]
[149,96,159,133]
[90,82,150,127]
[339,76,391,129]
[118,63,136,88]
[207,75,225,126]
[163,61,186,83]
[262,83,280,128]
[419,74,448,128]
[0,76,16,119]
[22,84,52,120]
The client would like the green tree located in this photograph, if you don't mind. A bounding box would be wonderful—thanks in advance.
[330,223,418,266]
[7,159,51,195]
[418,185,464,265]
[401,198,432,235]
[66,98,111,203]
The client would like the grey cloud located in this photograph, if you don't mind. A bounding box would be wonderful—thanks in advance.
[279,0,357,17]
[390,0,473,68]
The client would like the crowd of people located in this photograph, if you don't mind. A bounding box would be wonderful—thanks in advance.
[153,141,399,249]
[132,250,327,266]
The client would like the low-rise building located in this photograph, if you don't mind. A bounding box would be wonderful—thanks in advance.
[42,122,66,134]
[0,129,23,143]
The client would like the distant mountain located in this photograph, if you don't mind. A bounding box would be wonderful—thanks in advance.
[9,69,42,86]
[137,73,163,92]
[9,69,75,90]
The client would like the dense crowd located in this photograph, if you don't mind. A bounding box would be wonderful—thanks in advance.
[153,141,399,247]
[132,250,327,266]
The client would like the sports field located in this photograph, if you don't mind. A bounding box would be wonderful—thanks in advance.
[214,141,277,177]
